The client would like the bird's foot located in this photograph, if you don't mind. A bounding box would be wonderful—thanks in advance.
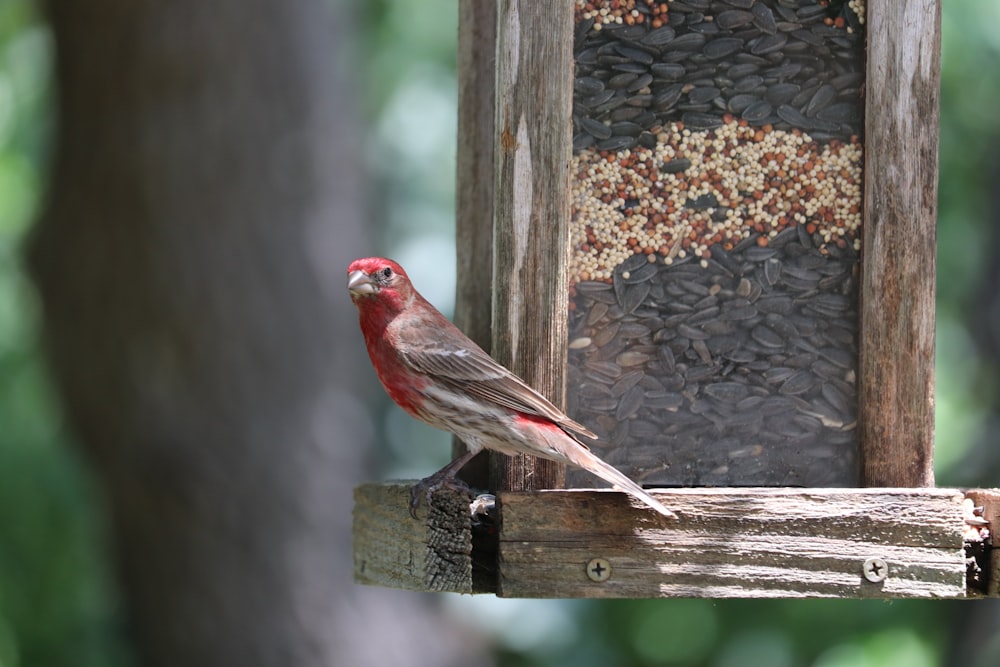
[409,473,473,519]
[469,493,497,526]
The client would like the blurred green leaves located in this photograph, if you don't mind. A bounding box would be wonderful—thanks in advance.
[934,0,1000,483]
[626,599,719,664]
[0,2,128,667]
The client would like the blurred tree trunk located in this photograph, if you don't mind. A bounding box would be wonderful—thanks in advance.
[30,1,489,666]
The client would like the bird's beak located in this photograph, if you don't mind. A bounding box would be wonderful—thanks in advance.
[347,270,377,296]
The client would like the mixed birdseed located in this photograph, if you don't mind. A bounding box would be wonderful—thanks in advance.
[573,0,865,151]
[567,0,865,487]
[569,120,862,282]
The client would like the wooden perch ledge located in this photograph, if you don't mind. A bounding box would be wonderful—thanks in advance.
[354,482,999,599]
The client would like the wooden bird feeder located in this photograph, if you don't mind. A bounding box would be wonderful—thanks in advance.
[353,0,1000,598]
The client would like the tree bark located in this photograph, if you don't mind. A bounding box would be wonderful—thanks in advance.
[31,2,489,666]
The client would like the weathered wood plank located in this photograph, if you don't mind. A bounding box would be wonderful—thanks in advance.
[499,488,968,598]
[353,482,474,593]
[452,0,498,487]
[859,0,940,486]
[490,0,574,493]
[455,0,497,356]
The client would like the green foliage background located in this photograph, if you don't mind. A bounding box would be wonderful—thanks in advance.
[0,3,129,667]
[1,1,998,666]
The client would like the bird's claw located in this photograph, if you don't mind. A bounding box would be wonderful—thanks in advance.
[469,493,496,524]
[408,474,473,519]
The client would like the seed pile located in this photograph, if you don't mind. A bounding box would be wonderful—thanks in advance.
[566,0,865,487]
[570,119,862,282]
[573,0,865,149]
[567,228,858,487]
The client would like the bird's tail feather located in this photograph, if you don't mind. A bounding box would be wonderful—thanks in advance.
[531,418,676,519]
[575,447,677,519]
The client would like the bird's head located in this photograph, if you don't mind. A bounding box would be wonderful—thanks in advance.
[347,257,413,311]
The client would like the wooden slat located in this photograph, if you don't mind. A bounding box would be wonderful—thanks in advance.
[498,488,968,598]
[452,0,498,486]
[490,0,574,493]
[455,0,497,356]
[353,482,474,593]
[859,0,940,486]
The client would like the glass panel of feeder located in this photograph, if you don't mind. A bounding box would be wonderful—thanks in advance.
[567,0,865,487]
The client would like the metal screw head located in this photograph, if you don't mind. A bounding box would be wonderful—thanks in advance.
[862,557,888,583]
[586,558,612,583]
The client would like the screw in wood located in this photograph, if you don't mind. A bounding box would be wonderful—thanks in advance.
[586,558,612,583]
[862,557,889,583]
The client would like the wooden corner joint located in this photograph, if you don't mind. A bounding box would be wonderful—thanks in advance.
[963,489,999,597]
[352,481,498,595]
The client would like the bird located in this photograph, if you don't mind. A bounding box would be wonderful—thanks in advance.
[347,256,676,519]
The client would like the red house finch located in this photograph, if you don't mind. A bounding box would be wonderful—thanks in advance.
[347,257,675,519]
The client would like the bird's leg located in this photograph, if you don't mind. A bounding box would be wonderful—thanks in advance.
[409,449,478,518]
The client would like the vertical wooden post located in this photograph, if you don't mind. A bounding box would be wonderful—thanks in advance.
[491,0,574,492]
[453,0,497,486]
[455,0,497,352]
[859,0,940,487]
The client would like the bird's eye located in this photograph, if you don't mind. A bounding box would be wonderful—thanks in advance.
[381,267,393,279]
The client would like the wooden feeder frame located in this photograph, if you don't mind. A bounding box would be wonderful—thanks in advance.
[353,0,1000,598]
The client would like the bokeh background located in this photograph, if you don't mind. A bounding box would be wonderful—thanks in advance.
[1,0,999,666]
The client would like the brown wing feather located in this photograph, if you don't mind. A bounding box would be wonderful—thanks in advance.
[399,340,598,440]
